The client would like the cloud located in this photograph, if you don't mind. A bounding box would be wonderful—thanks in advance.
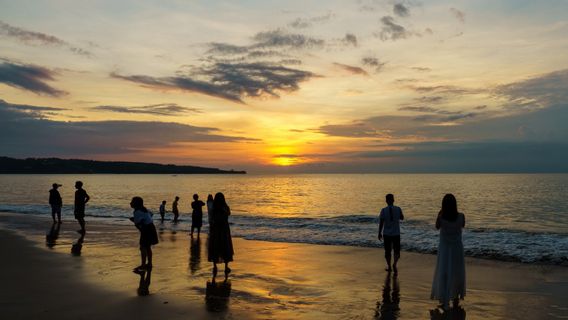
[411,66,431,72]
[0,99,255,157]
[496,69,568,109]
[449,8,466,23]
[0,61,67,97]
[0,99,66,119]
[252,29,325,50]
[410,84,481,95]
[0,20,90,56]
[393,3,410,17]
[92,103,201,116]
[377,16,414,41]
[333,63,368,76]
[361,56,386,72]
[113,61,316,103]
[342,33,358,47]
[288,12,334,29]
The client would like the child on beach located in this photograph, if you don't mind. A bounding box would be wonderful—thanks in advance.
[159,200,166,223]
[191,194,205,237]
[206,194,214,226]
[130,196,159,272]
[74,181,90,234]
[172,196,180,223]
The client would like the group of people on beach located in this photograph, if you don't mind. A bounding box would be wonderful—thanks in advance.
[49,181,90,233]
[377,193,466,311]
[48,182,234,278]
[130,192,234,277]
[49,182,464,311]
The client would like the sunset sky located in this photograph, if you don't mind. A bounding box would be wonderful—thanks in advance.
[1,0,568,172]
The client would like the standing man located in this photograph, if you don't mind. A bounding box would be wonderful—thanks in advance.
[378,194,404,273]
[74,181,90,234]
[172,196,180,223]
[49,183,63,223]
[159,200,167,223]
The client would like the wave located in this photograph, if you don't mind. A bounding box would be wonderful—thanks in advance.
[1,204,567,265]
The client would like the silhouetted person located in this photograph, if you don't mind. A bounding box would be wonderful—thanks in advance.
[189,236,201,275]
[130,196,159,272]
[49,183,63,223]
[375,273,400,320]
[46,221,61,248]
[172,196,180,223]
[206,194,214,226]
[205,278,231,313]
[74,181,90,234]
[159,200,166,223]
[135,269,152,296]
[378,194,404,273]
[191,194,205,237]
[208,192,234,278]
[431,194,466,311]
[71,231,85,256]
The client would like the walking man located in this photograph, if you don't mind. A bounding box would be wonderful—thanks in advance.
[378,194,404,273]
[49,183,63,223]
[74,181,90,234]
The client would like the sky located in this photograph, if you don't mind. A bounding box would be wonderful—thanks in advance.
[1,0,568,172]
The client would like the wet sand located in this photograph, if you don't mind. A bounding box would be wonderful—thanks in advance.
[1,212,567,319]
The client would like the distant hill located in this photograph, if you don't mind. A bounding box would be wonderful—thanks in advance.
[0,157,246,174]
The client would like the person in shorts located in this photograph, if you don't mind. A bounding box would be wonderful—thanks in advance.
[378,194,404,273]
[49,183,63,223]
[74,181,90,234]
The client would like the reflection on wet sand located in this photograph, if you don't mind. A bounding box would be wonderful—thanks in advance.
[71,232,85,256]
[430,306,466,320]
[375,273,400,319]
[206,279,232,313]
[189,237,201,275]
[45,222,60,248]
[135,269,152,296]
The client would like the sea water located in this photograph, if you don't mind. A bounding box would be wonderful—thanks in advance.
[0,173,567,264]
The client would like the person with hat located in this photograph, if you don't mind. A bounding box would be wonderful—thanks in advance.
[49,183,63,223]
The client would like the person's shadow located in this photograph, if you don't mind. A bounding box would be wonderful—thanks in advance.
[205,278,232,313]
[375,273,400,319]
[71,232,85,256]
[429,306,466,320]
[189,237,201,275]
[135,269,152,296]
[46,222,60,248]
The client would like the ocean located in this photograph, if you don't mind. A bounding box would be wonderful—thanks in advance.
[0,173,567,265]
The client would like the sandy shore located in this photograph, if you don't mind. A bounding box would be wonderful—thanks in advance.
[1,212,567,319]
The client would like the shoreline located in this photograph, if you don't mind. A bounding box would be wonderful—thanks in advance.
[1,212,568,319]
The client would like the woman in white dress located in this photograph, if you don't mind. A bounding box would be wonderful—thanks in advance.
[431,193,466,310]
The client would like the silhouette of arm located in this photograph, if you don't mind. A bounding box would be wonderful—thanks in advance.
[461,213,465,228]
[435,212,441,230]
[84,192,90,204]
[378,211,384,241]
[399,208,404,221]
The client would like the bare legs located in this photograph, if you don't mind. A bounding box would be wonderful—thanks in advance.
[139,246,152,269]
[212,262,231,278]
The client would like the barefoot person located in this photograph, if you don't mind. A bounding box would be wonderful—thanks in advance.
[130,196,159,272]
[49,183,63,223]
[378,194,404,273]
[191,194,205,237]
[208,192,234,278]
[431,194,466,310]
[172,196,180,223]
[159,200,166,223]
[74,181,90,234]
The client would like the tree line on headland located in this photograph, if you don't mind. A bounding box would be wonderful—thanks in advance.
[0,157,246,174]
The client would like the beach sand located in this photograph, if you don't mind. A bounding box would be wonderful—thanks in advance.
[1,212,567,319]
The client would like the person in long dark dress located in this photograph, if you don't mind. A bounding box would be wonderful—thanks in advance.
[208,192,234,277]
